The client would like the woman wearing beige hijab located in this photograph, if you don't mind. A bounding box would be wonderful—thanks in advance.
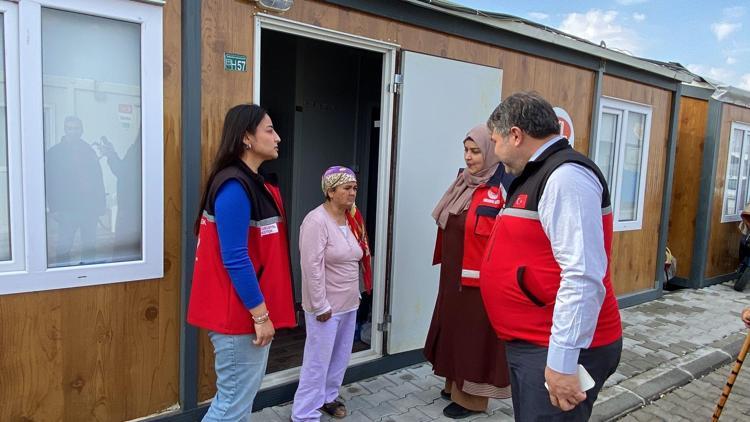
[424,124,513,419]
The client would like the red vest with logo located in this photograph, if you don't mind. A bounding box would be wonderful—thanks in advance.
[433,167,510,287]
[480,140,622,347]
[187,164,296,335]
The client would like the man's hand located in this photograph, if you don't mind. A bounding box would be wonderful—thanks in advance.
[316,310,332,322]
[742,307,750,329]
[98,136,117,159]
[545,366,587,411]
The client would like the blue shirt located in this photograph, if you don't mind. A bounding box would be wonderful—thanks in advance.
[214,179,264,309]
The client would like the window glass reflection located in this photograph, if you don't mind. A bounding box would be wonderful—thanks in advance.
[0,17,10,261]
[42,8,142,267]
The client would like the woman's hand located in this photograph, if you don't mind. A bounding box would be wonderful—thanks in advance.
[742,307,750,329]
[250,302,274,347]
[253,319,275,347]
[317,310,332,322]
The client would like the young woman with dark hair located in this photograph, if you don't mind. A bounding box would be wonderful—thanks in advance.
[187,104,296,421]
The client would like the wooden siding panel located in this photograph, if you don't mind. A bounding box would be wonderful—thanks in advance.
[0,1,182,420]
[501,54,594,155]
[668,97,708,278]
[0,293,64,421]
[705,103,750,277]
[198,0,256,401]
[602,76,672,295]
[60,287,123,421]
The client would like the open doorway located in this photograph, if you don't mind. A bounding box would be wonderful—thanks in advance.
[258,28,384,375]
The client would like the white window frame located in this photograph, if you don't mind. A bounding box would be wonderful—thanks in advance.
[0,1,25,273]
[597,108,624,185]
[721,121,750,223]
[596,96,652,232]
[1,0,163,295]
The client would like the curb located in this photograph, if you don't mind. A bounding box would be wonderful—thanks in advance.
[590,332,747,421]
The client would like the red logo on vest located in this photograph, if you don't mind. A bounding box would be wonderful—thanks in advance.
[513,194,528,208]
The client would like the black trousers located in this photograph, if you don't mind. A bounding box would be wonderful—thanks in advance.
[505,338,622,421]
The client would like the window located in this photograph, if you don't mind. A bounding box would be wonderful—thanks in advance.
[1,0,163,295]
[0,1,23,274]
[722,122,750,222]
[594,97,652,231]
[0,14,10,262]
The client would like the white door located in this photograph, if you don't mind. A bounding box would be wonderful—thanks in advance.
[387,51,502,354]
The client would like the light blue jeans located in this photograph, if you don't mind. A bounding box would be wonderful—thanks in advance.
[203,332,271,422]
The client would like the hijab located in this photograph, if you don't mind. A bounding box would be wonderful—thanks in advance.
[321,165,357,195]
[431,124,501,229]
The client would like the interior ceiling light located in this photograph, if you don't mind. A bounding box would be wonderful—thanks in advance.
[255,0,294,12]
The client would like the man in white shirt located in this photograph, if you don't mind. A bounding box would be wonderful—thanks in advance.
[479,92,623,420]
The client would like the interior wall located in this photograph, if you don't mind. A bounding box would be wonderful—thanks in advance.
[706,103,750,278]
[667,97,708,279]
[259,31,382,304]
[0,1,182,420]
[259,30,301,300]
[260,29,298,227]
[288,37,362,299]
[354,52,384,239]
[602,75,672,296]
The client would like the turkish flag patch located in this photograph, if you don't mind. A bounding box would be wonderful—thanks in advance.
[513,194,528,208]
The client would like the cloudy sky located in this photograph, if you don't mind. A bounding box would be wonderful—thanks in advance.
[452,0,750,90]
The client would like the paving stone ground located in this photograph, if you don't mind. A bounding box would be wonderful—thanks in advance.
[259,283,750,421]
[617,360,750,422]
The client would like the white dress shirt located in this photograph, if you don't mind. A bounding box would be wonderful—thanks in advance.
[529,136,608,375]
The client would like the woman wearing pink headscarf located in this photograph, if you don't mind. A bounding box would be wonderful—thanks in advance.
[292,166,372,421]
[424,124,513,419]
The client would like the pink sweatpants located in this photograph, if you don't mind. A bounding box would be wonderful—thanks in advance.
[291,309,357,422]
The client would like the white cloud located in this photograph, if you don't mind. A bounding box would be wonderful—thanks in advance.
[528,12,550,21]
[689,65,750,89]
[711,21,742,41]
[723,6,746,19]
[724,46,750,56]
[616,0,648,5]
[740,74,750,91]
[559,10,641,54]
[632,13,646,22]
[727,56,738,65]
[687,64,734,84]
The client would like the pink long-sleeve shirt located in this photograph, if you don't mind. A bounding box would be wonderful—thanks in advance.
[299,205,363,316]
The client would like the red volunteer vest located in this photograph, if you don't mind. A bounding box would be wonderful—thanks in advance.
[187,164,296,335]
[433,181,506,287]
[480,140,622,347]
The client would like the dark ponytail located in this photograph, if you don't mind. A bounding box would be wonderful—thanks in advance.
[194,104,268,235]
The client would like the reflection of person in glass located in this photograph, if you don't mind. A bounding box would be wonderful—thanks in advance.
[46,116,106,265]
[99,132,142,260]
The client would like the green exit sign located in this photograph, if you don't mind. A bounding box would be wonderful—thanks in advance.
[224,53,247,72]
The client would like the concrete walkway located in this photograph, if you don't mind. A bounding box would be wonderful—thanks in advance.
[256,283,750,421]
[619,360,750,421]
